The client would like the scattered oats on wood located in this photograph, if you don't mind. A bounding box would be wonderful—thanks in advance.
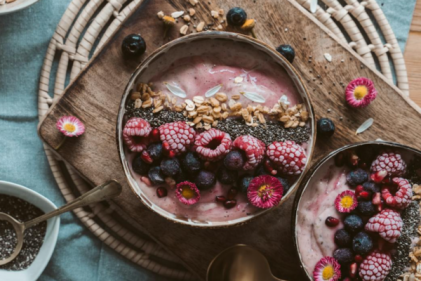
[157,11,165,19]
[180,25,189,35]
[218,9,224,15]
[188,8,196,16]
[211,10,219,18]
[188,0,198,6]
[196,21,205,32]
[183,15,191,22]
[171,11,184,18]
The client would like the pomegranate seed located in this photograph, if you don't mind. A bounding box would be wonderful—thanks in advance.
[342,278,351,281]
[215,196,226,203]
[140,150,154,164]
[377,203,384,212]
[227,188,237,200]
[371,171,387,183]
[150,128,160,142]
[156,187,167,198]
[354,255,363,263]
[334,152,345,167]
[325,216,339,227]
[162,141,171,151]
[372,192,381,205]
[264,159,277,175]
[358,191,370,200]
[355,185,364,195]
[140,176,152,187]
[224,199,237,209]
[349,263,358,278]
[348,152,359,167]
[359,162,368,169]
[204,161,218,171]
[168,150,176,158]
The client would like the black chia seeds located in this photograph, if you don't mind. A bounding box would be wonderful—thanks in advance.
[0,194,47,271]
[125,105,187,127]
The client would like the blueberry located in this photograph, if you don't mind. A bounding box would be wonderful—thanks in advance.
[148,166,165,185]
[276,44,295,63]
[160,158,181,177]
[132,154,151,175]
[343,214,364,234]
[122,34,146,57]
[346,169,368,187]
[182,152,201,174]
[217,167,238,185]
[224,150,245,170]
[333,248,354,265]
[356,200,377,217]
[334,229,352,247]
[352,232,373,256]
[195,170,216,190]
[362,182,380,194]
[226,7,247,26]
[146,143,163,163]
[238,176,253,193]
[317,118,335,137]
[277,177,290,195]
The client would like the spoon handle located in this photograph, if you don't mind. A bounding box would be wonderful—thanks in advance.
[24,180,122,229]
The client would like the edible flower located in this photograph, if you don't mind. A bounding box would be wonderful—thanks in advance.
[175,181,201,205]
[334,190,358,213]
[56,116,85,137]
[345,77,377,108]
[313,257,341,281]
[241,19,257,38]
[247,175,283,209]
[162,16,176,38]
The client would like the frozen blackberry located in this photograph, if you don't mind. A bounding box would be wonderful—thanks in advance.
[334,229,352,247]
[148,166,165,185]
[160,158,181,177]
[132,154,151,175]
[122,34,146,57]
[195,170,216,190]
[276,44,295,63]
[224,150,245,171]
[238,176,253,194]
[317,118,335,137]
[346,169,368,187]
[333,248,354,265]
[182,152,201,174]
[276,177,290,195]
[344,214,364,234]
[146,143,163,163]
[226,7,247,26]
[362,181,380,194]
[217,167,238,185]
[352,232,373,256]
[356,200,376,216]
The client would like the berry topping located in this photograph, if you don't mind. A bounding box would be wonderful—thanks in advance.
[224,150,246,170]
[215,196,226,203]
[346,169,368,187]
[356,200,377,216]
[146,143,163,163]
[276,177,290,195]
[276,44,295,63]
[159,121,196,156]
[175,181,200,205]
[345,77,377,108]
[325,216,340,227]
[365,209,403,243]
[194,129,232,162]
[238,176,253,194]
[247,175,283,209]
[317,118,335,137]
[334,229,352,247]
[381,177,413,209]
[226,7,247,26]
[359,251,392,281]
[227,188,238,200]
[333,248,354,265]
[217,167,238,185]
[358,191,371,201]
[335,190,358,213]
[266,141,307,175]
[122,34,146,57]
[352,232,373,256]
[343,214,364,234]
[123,117,152,152]
[370,170,388,183]
[371,151,407,177]
[313,257,341,281]
[160,158,181,177]
[181,152,202,175]
[148,166,165,185]
[224,199,237,209]
[132,154,151,175]
[156,187,167,198]
[362,181,380,194]
[233,135,266,170]
[194,170,216,190]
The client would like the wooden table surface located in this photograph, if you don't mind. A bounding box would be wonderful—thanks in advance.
[405,0,421,106]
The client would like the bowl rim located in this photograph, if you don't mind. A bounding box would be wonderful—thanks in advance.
[0,180,59,281]
[116,31,317,227]
[0,0,39,15]
[291,140,421,280]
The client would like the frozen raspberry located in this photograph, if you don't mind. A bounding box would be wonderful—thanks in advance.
[382,177,413,209]
[359,251,392,281]
[233,135,265,170]
[365,209,403,243]
[266,141,307,175]
[371,151,407,177]
[194,129,232,161]
[159,121,196,156]
[123,117,152,152]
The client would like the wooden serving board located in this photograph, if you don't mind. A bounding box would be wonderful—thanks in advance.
[38,0,421,279]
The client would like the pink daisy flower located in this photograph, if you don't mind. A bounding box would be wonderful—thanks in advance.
[175,181,201,205]
[56,116,85,137]
[345,77,377,108]
[334,190,358,213]
[247,175,283,209]
[313,257,341,281]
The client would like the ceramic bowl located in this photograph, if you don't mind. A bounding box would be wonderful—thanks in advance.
[0,181,59,281]
[117,31,316,227]
[292,141,421,280]
[0,0,38,15]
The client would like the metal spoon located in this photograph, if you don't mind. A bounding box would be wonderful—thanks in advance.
[0,180,122,265]
[207,244,287,281]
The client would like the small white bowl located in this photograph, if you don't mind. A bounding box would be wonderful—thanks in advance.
[0,181,60,281]
[0,0,38,15]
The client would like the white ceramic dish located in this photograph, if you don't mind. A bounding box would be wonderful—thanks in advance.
[0,180,59,281]
[0,0,38,15]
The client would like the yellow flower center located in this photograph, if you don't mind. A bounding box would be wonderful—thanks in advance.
[63,123,76,133]
[322,265,334,280]
[353,86,368,100]
[258,185,272,198]
[181,186,195,199]
[340,195,354,208]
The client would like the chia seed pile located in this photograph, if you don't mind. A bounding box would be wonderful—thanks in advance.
[0,194,47,271]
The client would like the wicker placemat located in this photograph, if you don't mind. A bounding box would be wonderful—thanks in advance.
[37,0,409,279]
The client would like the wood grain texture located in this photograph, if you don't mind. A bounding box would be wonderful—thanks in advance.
[38,0,421,280]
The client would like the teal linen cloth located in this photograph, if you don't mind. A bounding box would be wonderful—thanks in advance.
[0,0,416,280]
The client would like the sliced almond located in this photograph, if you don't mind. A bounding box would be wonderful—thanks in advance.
[153,106,164,113]
[130,91,141,100]
[134,99,142,108]
[193,96,205,104]
[196,21,205,32]
[180,25,189,35]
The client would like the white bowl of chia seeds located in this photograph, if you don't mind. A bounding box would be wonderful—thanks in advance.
[0,181,59,281]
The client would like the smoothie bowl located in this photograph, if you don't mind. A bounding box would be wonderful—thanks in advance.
[117,32,315,227]
[293,141,421,281]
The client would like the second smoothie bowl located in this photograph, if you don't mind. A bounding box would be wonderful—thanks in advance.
[117,32,315,227]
